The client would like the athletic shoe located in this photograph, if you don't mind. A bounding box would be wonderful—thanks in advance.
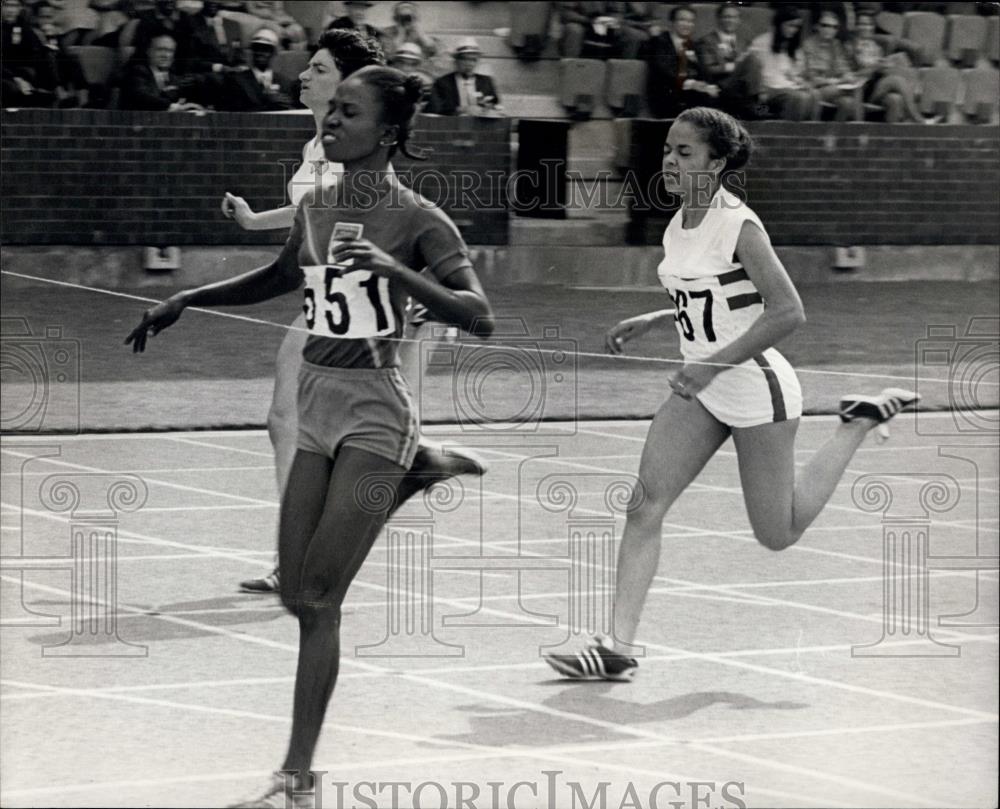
[239,567,280,595]
[839,388,920,442]
[391,442,488,515]
[228,772,315,809]
[543,635,638,682]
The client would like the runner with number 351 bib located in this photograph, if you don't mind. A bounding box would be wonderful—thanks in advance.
[544,107,919,684]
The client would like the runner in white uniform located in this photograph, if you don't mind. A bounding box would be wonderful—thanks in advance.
[221,30,484,594]
[545,107,918,682]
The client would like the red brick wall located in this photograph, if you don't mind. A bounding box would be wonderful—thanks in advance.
[624,119,1000,245]
[0,109,511,246]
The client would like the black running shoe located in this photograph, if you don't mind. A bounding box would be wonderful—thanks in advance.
[239,567,280,594]
[839,388,920,442]
[543,635,638,682]
[392,442,487,514]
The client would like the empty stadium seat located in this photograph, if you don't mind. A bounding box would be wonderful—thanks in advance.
[507,1,552,55]
[988,16,999,63]
[605,59,647,117]
[961,66,1000,123]
[690,3,717,40]
[559,58,606,117]
[903,11,947,66]
[918,64,961,118]
[876,10,904,38]
[875,11,903,37]
[947,14,987,67]
[271,49,310,87]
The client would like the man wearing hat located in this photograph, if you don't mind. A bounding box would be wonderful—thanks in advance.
[219,26,295,110]
[381,1,438,64]
[390,41,432,105]
[325,0,383,44]
[426,37,500,116]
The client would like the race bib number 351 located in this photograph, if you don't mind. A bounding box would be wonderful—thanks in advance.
[301,265,396,339]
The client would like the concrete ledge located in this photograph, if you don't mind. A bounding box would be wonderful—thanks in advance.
[2,244,997,290]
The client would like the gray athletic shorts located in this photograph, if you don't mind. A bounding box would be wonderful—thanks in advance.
[296,362,419,469]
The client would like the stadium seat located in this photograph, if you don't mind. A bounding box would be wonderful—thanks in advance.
[876,11,904,38]
[738,6,774,41]
[988,16,999,63]
[605,59,647,117]
[68,46,117,87]
[559,58,606,117]
[507,1,552,56]
[271,50,310,87]
[946,14,987,67]
[282,0,326,45]
[961,66,1000,123]
[918,64,961,118]
[903,11,947,66]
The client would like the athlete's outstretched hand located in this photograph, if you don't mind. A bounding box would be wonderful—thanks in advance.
[606,313,656,354]
[125,296,186,353]
[221,192,256,230]
[329,239,402,278]
[667,363,718,400]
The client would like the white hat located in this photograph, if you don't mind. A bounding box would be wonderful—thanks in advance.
[250,28,280,48]
[451,37,481,57]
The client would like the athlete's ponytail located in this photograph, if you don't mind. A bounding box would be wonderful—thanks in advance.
[352,65,429,161]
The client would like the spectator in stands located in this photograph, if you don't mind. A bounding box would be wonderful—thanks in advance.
[390,40,432,106]
[801,9,861,120]
[645,5,702,119]
[245,1,306,49]
[425,37,500,116]
[558,1,649,59]
[174,0,233,75]
[380,1,437,64]
[31,1,88,105]
[848,10,928,122]
[217,26,294,110]
[325,0,382,44]
[119,31,207,109]
[2,0,60,106]
[696,2,764,119]
[119,0,181,56]
[750,5,816,120]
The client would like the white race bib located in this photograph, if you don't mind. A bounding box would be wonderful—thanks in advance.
[301,265,396,339]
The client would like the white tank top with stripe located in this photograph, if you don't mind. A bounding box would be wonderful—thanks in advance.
[287,136,343,207]
[656,186,768,362]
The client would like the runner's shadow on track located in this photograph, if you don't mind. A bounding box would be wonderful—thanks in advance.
[27,595,290,647]
[434,684,807,748]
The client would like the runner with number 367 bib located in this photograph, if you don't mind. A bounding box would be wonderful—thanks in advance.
[544,107,918,684]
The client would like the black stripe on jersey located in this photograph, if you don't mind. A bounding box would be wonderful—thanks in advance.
[718,268,749,285]
[727,292,763,310]
[753,354,787,422]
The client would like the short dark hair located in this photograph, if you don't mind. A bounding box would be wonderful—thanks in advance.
[670,5,695,23]
[716,2,740,20]
[316,28,385,78]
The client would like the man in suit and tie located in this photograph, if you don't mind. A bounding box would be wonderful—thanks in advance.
[425,37,501,116]
[695,2,763,118]
[174,0,232,77]
[119,32,207,111]
[220,27,295,111]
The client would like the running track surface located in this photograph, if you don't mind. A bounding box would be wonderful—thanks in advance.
[1,415,997,808]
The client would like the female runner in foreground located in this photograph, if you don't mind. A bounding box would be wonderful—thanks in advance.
[221,29,485,595]
[545,107,917,682]
[127,66,495,805]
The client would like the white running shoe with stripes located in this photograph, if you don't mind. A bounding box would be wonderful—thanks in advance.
[838,388,920,442]
[543,635,638,682]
